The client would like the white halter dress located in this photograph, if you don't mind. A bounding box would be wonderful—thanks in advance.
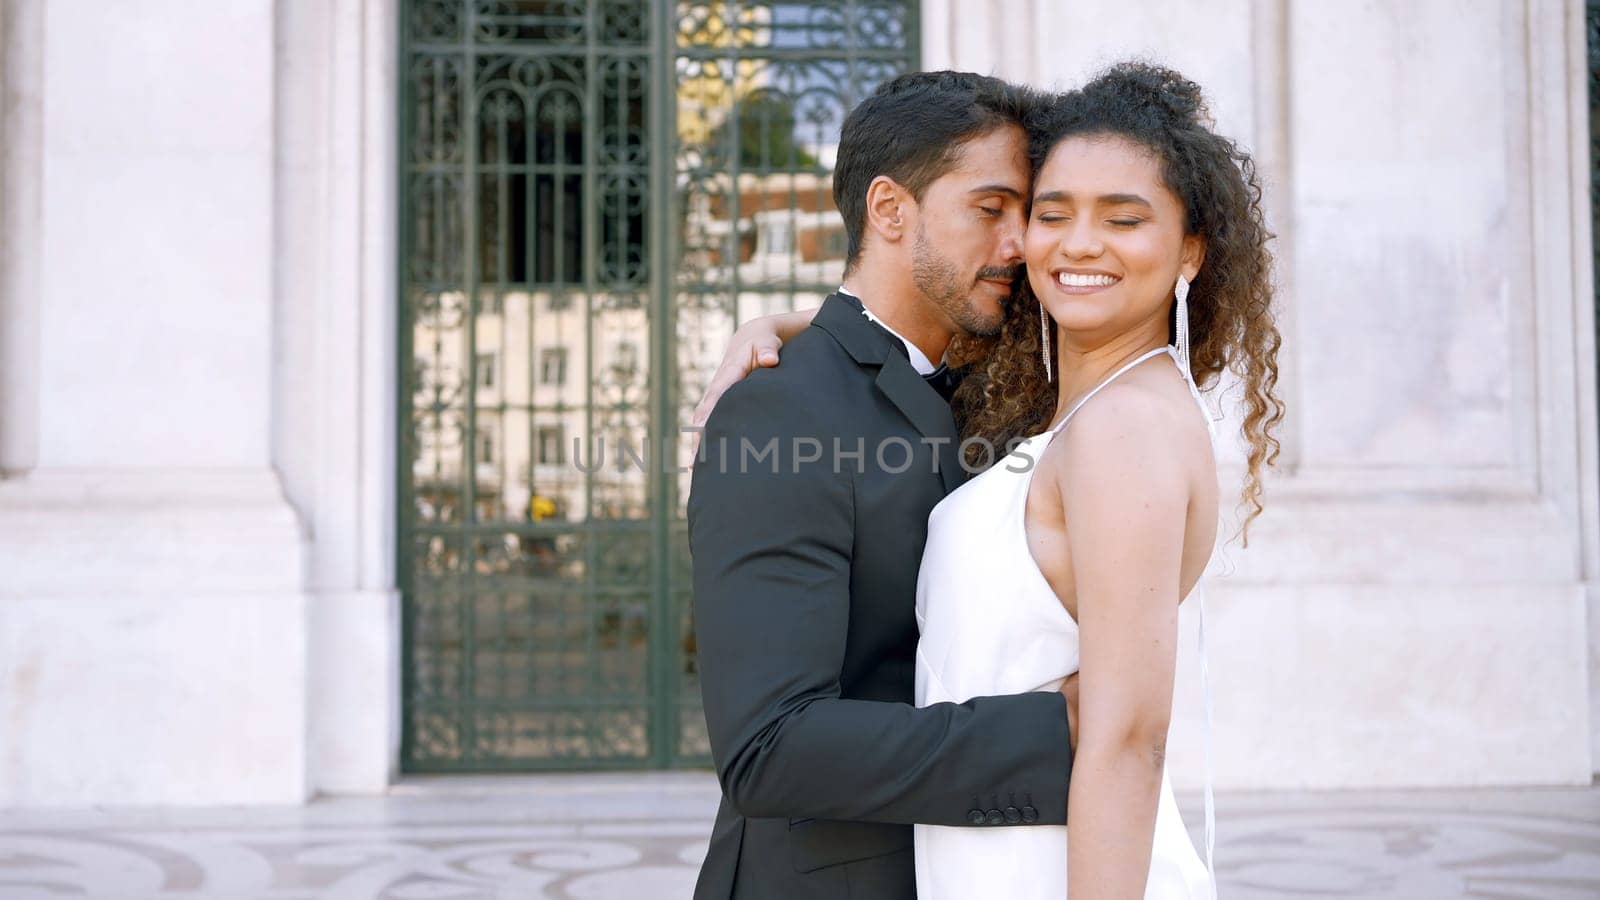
[913,345,1217,899]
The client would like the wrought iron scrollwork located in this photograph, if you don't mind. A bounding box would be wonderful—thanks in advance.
[401,0,916,771]
[668,0,918,764]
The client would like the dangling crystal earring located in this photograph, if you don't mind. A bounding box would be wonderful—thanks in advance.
[1174,274,1191,375]
[1039,299,1053,382]
[1172,272,1218,431]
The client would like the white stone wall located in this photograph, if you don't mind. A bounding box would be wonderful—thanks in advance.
[925,0,1597,788]
[0,0,312,806]
[0,0,1591,807]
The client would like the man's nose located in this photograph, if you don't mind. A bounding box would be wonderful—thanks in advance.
[998,216,1025,263]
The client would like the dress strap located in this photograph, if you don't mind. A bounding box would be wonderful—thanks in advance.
[1197,582,1218,897]
[1044,346,1173,436]
[1164,345,1220,441]
[1168,341,1220,895]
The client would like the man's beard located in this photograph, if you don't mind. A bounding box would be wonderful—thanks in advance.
[910,224,1014,338]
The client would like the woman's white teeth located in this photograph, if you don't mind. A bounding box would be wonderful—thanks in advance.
[1057,272,1118,287]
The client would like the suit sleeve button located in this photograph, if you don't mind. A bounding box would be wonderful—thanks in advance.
[985,808,1005,826]
[1003,806,1022,824]
[967,808,987,825]
[1020,805,1039,824]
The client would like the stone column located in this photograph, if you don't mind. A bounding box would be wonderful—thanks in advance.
[273,0,402,796]
[0,0,310,806]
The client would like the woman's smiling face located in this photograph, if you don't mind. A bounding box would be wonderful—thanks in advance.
[1025,133,1204,347]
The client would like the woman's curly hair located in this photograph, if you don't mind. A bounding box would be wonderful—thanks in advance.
[951,61,1285,538]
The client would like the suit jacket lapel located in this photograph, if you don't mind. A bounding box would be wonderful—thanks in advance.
[875,355,964,494]
[813,293,964,494]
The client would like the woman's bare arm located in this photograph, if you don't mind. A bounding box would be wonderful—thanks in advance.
[1054,388,1189,899]
[689,308,819,437]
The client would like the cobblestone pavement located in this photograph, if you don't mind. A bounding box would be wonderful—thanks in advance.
[1,774,1596,899]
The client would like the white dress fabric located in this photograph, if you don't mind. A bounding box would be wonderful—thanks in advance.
[913,345,1217,899]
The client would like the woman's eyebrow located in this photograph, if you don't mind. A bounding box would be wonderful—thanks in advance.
[1099,192,1153,207]
[1031,189,1154,207]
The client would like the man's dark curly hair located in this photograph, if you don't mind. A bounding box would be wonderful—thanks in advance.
[953,61,1285,537]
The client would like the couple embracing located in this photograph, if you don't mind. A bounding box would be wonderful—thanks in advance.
[687,62,1283,899]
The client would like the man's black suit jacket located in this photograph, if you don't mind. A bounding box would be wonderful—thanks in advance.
[687,293,1074,899]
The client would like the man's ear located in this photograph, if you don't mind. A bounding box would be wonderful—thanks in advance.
[1180,233,1206,282]
[864,175,910,246]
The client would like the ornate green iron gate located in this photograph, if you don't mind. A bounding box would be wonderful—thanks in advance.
[399,0,919,770]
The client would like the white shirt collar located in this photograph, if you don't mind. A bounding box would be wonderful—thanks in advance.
[837,285,942,375]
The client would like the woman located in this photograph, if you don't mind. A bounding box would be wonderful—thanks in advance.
[912,63,1281,898]
[695,62,1282,897]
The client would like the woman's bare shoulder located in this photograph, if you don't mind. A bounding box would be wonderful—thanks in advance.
[1038,377,1200,500]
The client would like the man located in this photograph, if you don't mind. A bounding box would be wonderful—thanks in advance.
[688,71,1075,900]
